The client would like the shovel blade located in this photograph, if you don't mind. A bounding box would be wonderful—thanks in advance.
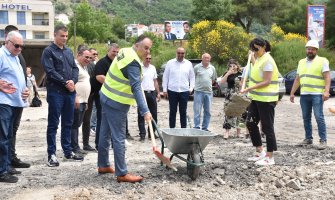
[153,147,178,171]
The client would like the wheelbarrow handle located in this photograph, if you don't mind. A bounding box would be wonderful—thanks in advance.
[151,119,164,143]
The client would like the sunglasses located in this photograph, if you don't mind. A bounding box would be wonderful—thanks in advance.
[146,58,151,60]
[9,40,24,49]
[84,56,93,60]
[251,46,259,52]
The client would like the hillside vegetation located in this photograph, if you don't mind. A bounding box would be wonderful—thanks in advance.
[53,0,193,24]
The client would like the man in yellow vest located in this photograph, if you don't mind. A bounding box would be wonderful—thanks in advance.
[290,40,330,150]
[97,35,152,183]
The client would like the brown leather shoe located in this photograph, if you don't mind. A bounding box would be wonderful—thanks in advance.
[98,167,115,174]
[117,173,143,183]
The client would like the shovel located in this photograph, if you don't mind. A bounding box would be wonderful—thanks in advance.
[141,89,177,171]
[147,119,177,171]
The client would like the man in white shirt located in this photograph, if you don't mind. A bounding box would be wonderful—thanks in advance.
[138,54,160,141]
[163,47,195,128]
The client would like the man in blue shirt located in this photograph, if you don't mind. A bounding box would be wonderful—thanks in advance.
[41,25,83,167]
[0,31,29,183]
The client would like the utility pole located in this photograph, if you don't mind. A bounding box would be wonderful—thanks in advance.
[74,11,77,55]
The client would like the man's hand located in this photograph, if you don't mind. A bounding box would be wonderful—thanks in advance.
[144,112,152,122]
[290,94,295,103]
[0,80,16,94]
[323,91,330,101]
[156,93,161,102]
[163,92,168,99]
[21,88,29,101]
[240,88,250,94]
[66,80,75,92]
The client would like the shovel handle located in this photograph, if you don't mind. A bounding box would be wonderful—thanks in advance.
[241,53,252,91]
[148,119,157,148]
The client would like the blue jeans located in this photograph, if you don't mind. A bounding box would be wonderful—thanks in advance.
[193,91,212,130]
[90,102,97,131]
[46,91,75,158]
[98,94,129,176]
[0,104,14,174]
[168,90,189,128]
[300,95,327,141]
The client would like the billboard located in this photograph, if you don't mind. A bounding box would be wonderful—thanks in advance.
[164,21,190,40]
[307,5,325,48]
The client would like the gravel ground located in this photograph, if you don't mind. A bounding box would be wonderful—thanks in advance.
[1,91,335,200]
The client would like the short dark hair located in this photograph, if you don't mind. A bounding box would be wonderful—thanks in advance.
[5,25,18,34]
[77,44,88,52]
[183,22,189,26]
[108,43,119,50]
[54,24,68,33]
[135,35,149,44]
[165,21,171,26]
[77,47,89,56]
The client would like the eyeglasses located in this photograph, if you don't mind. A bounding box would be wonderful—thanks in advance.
[177,52,185,55]
[146,58,151,60]
[84,56,93,60]
[9,40,24,49]
[112,51,119,53]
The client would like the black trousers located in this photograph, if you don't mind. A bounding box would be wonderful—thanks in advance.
[10,107,23,160]
[137,91,157,137]
[71,103,87,151]
[81,93,94,147]
[246,100,277,152]
[93,92,102,149]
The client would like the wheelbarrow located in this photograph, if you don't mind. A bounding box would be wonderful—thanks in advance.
[153,121,217,180]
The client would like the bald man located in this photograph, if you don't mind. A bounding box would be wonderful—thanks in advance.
[193,53,217,131]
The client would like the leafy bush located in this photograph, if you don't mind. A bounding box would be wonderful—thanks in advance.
[189,20,253,68]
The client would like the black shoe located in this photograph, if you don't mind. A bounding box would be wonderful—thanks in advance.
[0,173,18,183]
[139,136,145,142]
[8,167,21,175]
[300,139,313,145]
[126,134,134,140]
[47,154,60,167]
[73,148,87,155]
[64,152,84,161]
[11,157,30,168]
[83,145,96,151]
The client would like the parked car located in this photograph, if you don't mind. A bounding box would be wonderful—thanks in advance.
[284,69,335,95]
[212,72,286,100]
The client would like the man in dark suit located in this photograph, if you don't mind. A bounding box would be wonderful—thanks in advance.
[164,22,177,40]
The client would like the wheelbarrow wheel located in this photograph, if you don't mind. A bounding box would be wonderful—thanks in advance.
[187,152,201,180]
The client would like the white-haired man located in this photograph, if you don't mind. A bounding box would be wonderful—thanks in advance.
[0,31,29,183]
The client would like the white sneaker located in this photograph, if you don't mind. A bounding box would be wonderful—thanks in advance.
[90,129,96,137]
[125,139,132,146]
[247,150,266,162]
[255,156,275,166]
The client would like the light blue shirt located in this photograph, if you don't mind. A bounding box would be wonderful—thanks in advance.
[0,46,27,107]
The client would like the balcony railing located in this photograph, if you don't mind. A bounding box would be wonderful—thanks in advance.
[32,19,49,26]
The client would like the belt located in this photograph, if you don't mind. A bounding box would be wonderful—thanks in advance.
[144,90,155,93]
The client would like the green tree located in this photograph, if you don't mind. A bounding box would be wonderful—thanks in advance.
[111,16,125,39]
[273,0,312,35]
[191,0,232,21]
[326,0,335,49]
[229,0,286,33]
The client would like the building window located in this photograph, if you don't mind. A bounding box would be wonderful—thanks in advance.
[19,30,26,39]
[0,30,5,39]
[32,13,49,26]
[34,32,45,39]
[17,11,26,25]
[0,11,9,24]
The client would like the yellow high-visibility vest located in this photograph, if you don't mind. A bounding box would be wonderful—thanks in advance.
[101,47,142,105]
[248,53,279,102]
[297,56,328,94]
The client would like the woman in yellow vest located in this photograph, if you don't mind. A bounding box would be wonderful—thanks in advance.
[241,38,279,166]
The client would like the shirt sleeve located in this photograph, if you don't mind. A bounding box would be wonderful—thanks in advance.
[263,61,274,72]
[162,63,170,92]
[322,59,330,73]
[189,63,195,91]
[153,66,157,79]
[69,52,79,84]
[123,60,149,116]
